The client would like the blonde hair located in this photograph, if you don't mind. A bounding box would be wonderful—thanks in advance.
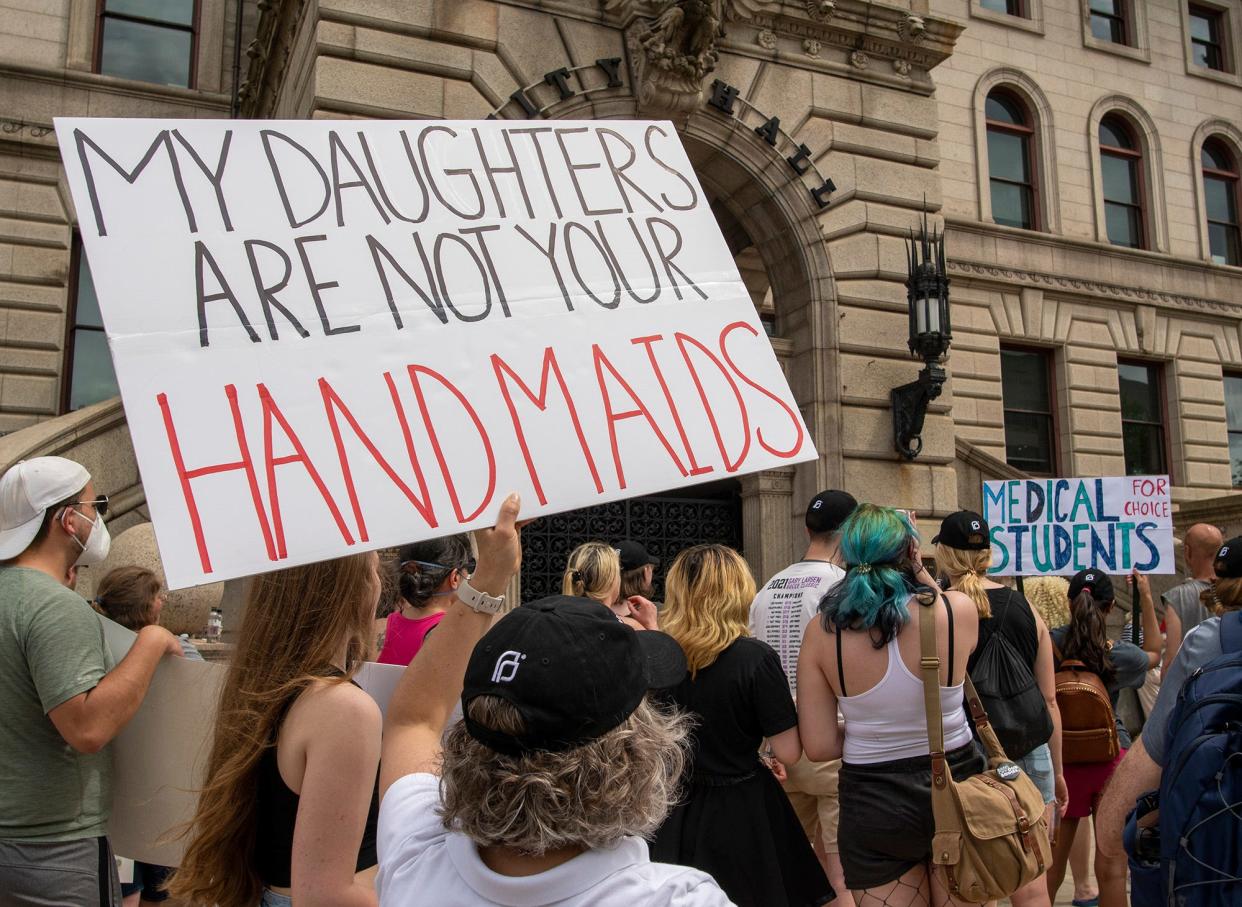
[562,542,621,605]
[661,544,756,676]
[1024,575,1071,629]
[169,554,379,907]
[936,544,993,618]
[440,696,691,853]
[1202,576,1242,614]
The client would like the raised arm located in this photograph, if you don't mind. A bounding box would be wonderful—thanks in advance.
[1131,571,1162,668]
[380,494,522,799]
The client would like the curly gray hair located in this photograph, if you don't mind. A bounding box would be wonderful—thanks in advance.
[439,695,692,854]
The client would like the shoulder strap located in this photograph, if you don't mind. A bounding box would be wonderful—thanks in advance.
[946,592,956,686]
[917,593,947,767]
[1219,610,1242,654]
[836,626,847,697]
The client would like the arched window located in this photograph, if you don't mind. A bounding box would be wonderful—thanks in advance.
[1202,138,1241,266]
[1099,115,1146,248]
[986,90,1038,230]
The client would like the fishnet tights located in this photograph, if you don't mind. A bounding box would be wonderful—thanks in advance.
[852,863,981,907]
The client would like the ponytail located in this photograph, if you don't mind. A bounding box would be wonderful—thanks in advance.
[1062,589,1115,685]
[935,544,992,618]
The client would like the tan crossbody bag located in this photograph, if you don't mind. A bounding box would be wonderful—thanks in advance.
[918,593,1051,902]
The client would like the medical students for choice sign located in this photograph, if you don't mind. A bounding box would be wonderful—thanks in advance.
[55,119,816,588]
[983,476,1174,576]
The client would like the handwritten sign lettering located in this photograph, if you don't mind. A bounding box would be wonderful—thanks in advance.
[983,476,1174,576]
[57,119,816,589]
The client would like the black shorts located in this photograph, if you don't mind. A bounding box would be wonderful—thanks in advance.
[837,742,986,890]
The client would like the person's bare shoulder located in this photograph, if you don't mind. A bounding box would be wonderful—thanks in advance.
[289,677,382,740]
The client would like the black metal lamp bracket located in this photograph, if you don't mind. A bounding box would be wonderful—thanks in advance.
[891,362,946,461]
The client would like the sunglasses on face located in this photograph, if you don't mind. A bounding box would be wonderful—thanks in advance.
[65,495,109,517]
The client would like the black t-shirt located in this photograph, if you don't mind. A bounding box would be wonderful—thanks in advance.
[968,587,1039,675]
[663,636,798,778]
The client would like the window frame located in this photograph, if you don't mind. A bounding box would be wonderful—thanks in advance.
[1118,358,1171,478]
[1225,370,1242,487]
[985,90,1041,232]
[971,0,1044,31]
[92,0,201,90]
[1080,0,1150,60]
[1099,114,1149,250]
[1090,0,1130,44]
[1189,4,1229,70]
[1202,138,1242,265]
[1000,343,1060,477]
[61,232,118,414]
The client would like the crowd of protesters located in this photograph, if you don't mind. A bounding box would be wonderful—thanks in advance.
[1,454,1239,906]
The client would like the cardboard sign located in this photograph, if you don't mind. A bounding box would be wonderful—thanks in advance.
[100,617,224,867]
[102,618,426,867]
[55,119,815,589]
[982,476,1174,576]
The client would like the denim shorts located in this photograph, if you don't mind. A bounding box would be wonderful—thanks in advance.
[1015,743,1056,805]
[261,889,294,907]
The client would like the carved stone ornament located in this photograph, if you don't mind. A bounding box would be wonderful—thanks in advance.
[803,38,822,57]
[757,28,777,49]
[850,49,870,69]
[898,14,927,43]
[804,0,835,19]
[606,0,779,115]
[893,58,912,76]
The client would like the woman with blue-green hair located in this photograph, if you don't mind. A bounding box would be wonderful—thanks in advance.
[796,504,987,906]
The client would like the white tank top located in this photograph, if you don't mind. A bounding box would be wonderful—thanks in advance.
[838,634,973,764]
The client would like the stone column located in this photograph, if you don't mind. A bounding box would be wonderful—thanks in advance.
[740,468,797,583]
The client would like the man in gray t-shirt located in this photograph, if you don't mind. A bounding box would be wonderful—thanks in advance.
[0,457,181,906]
[1161,523,1222,669]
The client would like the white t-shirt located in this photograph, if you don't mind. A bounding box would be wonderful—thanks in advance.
[377,773,735,907]
[749,560,845,697]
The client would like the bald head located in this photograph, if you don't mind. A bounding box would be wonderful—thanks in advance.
[1184,523,1224,579]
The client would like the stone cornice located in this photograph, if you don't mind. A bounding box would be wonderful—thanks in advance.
[747,1,963,71]
[947,260,1242,318]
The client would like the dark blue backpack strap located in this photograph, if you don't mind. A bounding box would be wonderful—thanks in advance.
[1219,610,1242,654]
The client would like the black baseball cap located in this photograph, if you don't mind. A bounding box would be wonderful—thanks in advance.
[617,540,659,571]
[932,511,991,550]
[1213,537,1242,578]
[1069,569,1115,603]
[462,596,687,756]
[806,490,858,535]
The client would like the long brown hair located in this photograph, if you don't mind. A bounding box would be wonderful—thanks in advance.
[1061,589,1116,685]
[169,553,378,907]
[661,545,756,676]
[94,566,162,630]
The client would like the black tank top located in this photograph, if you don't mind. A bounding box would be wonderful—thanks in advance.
[253,680,380,887]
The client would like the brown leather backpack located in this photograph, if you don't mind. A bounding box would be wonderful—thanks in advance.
[1054,659,1119,764]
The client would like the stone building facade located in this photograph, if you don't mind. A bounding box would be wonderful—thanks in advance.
[1,0,1240,589]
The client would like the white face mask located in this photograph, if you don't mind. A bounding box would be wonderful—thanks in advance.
[67,508,111,567]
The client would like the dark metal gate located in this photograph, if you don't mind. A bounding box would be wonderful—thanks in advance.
[520,483,743,602]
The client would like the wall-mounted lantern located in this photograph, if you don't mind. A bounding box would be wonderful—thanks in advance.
[891,218,952,460]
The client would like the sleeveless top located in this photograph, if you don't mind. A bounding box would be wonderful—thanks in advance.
[377,609,446,666]
[253,679,380,887]
[835,598,973,765]
[968,587,1039,675]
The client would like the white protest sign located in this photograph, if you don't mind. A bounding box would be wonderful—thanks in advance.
[56,119,816,589]
[982,476,1174,576]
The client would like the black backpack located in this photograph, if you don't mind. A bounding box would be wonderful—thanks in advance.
[968,590,1054,759]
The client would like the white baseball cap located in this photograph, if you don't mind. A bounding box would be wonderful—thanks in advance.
[0,457,91,559]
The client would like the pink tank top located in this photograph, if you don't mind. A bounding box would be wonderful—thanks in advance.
[377,610,446,666]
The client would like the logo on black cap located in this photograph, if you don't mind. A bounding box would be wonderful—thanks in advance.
[491,650,526,683]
